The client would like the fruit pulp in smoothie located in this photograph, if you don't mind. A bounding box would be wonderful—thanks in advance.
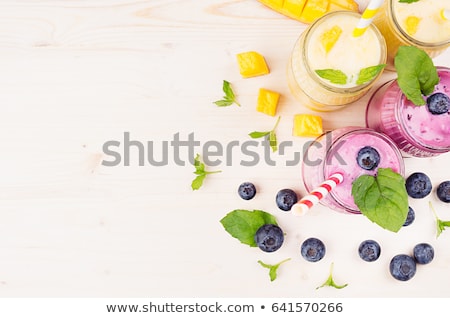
[373,0,450,68]
[302,127,404,213]
[366,67,450,157]
[287,11,386,111]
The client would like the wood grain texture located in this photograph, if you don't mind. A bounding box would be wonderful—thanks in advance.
[0,0,449,297]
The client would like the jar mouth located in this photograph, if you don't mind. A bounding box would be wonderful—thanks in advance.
[395,66,450,152]
[389,0,450,47]
[302,11,387,93]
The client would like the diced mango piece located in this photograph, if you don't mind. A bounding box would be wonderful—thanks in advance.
[257,0,359,24]
[257,88,280,116]
[405,16,421,36]
[320,25,342,53]
[292,114,323,137]
[236,51,270,78]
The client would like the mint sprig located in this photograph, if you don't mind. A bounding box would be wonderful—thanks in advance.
[315,64,385,86]
[429,201,450,238]
[191,154,221,190]
[220,209,278,247]
[356,64,386,85]
[399,0,419,3]
[352,168,409,232]
[249,116,281,152]
[258,258,291,282]
[315,69,347,85]
[214,80,241,107]
[394,46,439,106]
[316,263,348,290]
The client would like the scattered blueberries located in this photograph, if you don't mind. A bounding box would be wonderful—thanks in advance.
[389,254,417,281]
[413,243,434,265]
[356,146,380,170]
[301,237,326,262]
[403,206,415,227]
[254,224,284,253]
[426,92,450,115]
[358,240,381,262]
[276,189,298,211]
[436,181,450,203]
[405,172,432,199]
[238,182,257,200]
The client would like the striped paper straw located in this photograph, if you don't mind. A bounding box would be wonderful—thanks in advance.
[353,0,385,37]
[441,9,450,21]
[291,172,344,216]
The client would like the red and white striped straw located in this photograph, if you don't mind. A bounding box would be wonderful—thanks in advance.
[292,172,344,216]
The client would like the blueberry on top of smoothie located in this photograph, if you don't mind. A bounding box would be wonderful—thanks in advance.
[426,92,450,115]
[356,146,380,170]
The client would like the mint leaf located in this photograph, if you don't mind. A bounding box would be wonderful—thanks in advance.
[399,0,419,3]
[191,154,221,190]
[258,258,291,282]
[429,201,450,238]
[315,69,347,85]
[213,80,241,107]
[220,209,278,247]
[394,46,439,106]
[316,263,348,290]
[352,168,409,232]
[248,116,281,152]
[269,131,277,152]
[356,64,386,85]
[248,131,270,138]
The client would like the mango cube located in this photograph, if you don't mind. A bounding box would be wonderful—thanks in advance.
[320,25,342,53]
[293,114,323,137]
[236,51,270,78]
[405,16,421,36]
[257,88,280,116]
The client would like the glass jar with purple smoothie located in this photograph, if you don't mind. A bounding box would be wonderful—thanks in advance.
[302,127,405,214]
[366,66,450,157]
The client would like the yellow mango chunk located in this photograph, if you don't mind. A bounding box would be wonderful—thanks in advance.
[292,114,323,137]
[405,16,421,36]
[257,88,280,116]
[236,51,270,78]
[300,0,329,24]
[320,25,342,53]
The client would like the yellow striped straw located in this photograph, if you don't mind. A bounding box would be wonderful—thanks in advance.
[353,0,385,37]
[441,9,450,21]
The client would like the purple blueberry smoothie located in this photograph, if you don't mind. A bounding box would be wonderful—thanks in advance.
[302,127,404,214]
[366,67,450,157]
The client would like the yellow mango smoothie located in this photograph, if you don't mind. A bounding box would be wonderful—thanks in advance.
[287,11,386,112]
[373,0,450,69]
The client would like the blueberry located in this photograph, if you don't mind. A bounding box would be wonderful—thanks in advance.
[238,182,256,200]
[389,254,416,281]
[301,237,326,262]
[436,181,450,203]
[413,243,434,265]
[358,239,381,262]
[254,224,284,253]
[403,206,415,227]
[405,172,432,199]
[276,189,298,211]
[356,146,380,170]
[426,92,450,115]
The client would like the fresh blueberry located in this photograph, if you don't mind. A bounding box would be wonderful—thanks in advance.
[276,189,298,211]
[413,243,434,265]
[356,146,380,170]
[389,254,416,281]
[436,181,450,203]
[426,92,450,115]
[301,237,326,262]
[403,206,415,227]
[254,224,284,253]
[358,239,381,262]
[238,182,256,200]
[405,172,432,199]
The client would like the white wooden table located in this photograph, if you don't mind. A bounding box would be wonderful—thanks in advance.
[0,0,449,298]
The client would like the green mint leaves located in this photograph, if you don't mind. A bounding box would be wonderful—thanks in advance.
[191,154,221,190]
[315,69,347,85]
[316,263,348,290]
[394,46,439,106]
[214,80,241,107]
[399,0,419,3]
[315,64,385,86]
[429,201,450,238]
[258,258,291,282]
[220,209,278,247]
[249,115,281,152]
[352,168,409,233]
